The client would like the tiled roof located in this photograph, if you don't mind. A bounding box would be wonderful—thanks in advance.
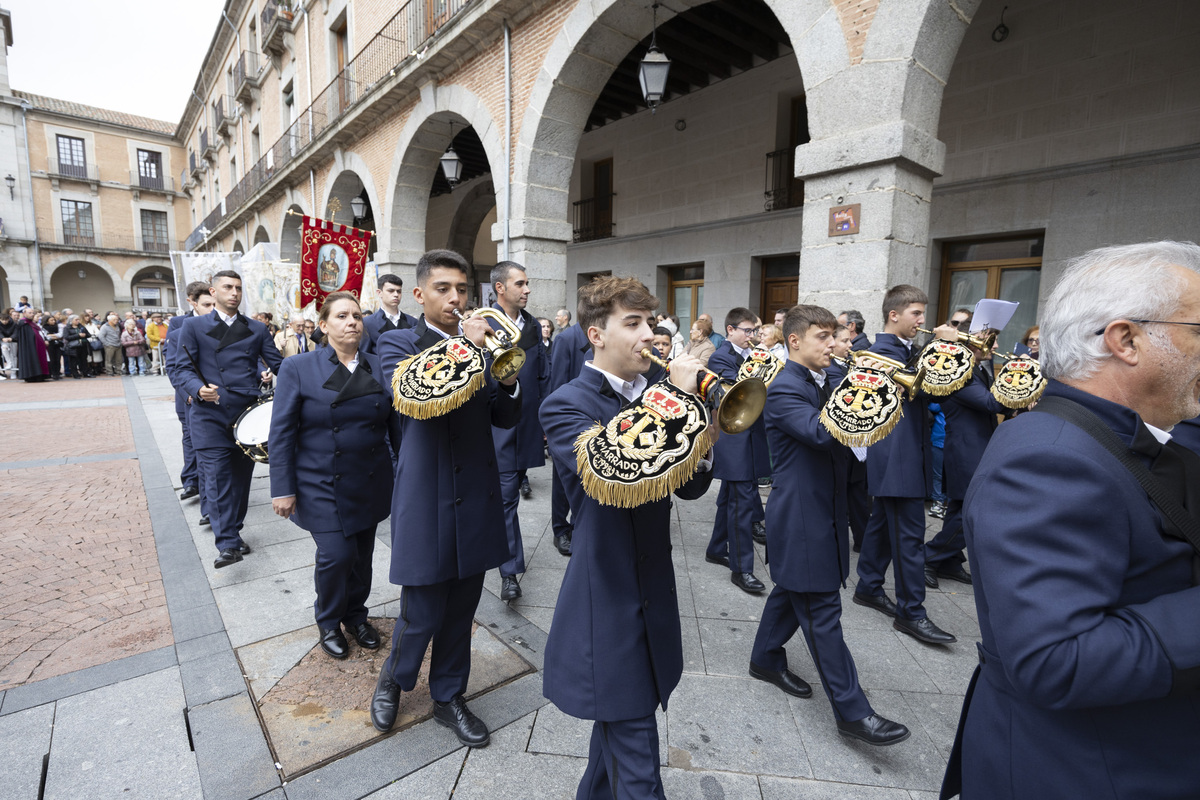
[13,90,176,136]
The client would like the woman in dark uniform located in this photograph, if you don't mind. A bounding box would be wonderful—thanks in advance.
[270,292,400,659]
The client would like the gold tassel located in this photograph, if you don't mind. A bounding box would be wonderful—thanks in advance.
[574,422,717,509]
[391,355,488,419]
[922,370,971,396]
[991,378,1047,409]
[820,405,904,448]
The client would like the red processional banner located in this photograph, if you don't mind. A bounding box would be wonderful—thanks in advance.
[299,215,371,310]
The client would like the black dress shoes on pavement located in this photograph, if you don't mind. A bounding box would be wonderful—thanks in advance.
[749,661,812,698]
[370,667,401,732]
[924,565,939,589]
[213,549,242,569]
[837,714,911,746]
[433,695,490,747]
[351,621,381,649]
[705,553,729,568]
[520,479,533,499]
[893,616,957,645]
[731,572,765,594]
[852,591,898,618]
[937,564,972,585]
[199,515,211,527]
[500,576,522,602]
[319,627,350,659]
[237,543,252,555]
[554,534,572,556]
[752,521,767,545]
[180,485,199,500]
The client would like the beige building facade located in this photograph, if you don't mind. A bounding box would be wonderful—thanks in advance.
[2,0,1198,344]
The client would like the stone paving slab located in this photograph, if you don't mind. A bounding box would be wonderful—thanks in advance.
[450,711,586,800]
[0,701,55,800]
[189,692,280,800]
[360,749,466,799]
[43,667,201,800]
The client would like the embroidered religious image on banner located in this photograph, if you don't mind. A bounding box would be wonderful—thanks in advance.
[300,216,371,310]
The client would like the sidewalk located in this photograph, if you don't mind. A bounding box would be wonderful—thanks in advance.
[0,374,978,799]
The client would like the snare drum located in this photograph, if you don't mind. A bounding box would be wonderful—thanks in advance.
[233,396,274,463]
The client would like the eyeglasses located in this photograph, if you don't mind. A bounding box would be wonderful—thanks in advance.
[1026,338,1039,345]
[735,326,761,335]
[1093,319,1200,335]
[948,319,968,327]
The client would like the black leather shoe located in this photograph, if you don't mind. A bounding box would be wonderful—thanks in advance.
[433,695,490,747]
[852,542,862,553]
[924,565,939,589]
[520,480,532,499]
[752,521,767,545]
[937,564,973,585]
[370,667,400,732]
[748,661,812,698]
[893,616,957,645]
[213,549,242,569]
[554,534,572,556]
[199,515,210,527]
[837,714,911,746]
[731,572,765,594]
[237,543,252,555]
[351,621,381,649]
[500,576,522,602]
[852,592,898,618]
[180,485,199,500]
[319,627,349,659]
[704,553,729,568]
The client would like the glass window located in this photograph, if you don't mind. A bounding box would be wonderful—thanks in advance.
[141,209,169,252]
[940,235,1044,354]
[56,135,87,179]
[667,264,704,335]
[61,199,94,245]
[137,149,163,189]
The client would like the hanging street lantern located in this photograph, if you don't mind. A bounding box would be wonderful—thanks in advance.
[638,3,671,113]
[441,121,463,188]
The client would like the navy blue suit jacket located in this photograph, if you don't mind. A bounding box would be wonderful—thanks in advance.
[865,333,931,498]
[1170,414,1200,455]
[269,348,400,534]
[953,380,1200,799]
[164,311,199,412]
[764,360,850,592]
[488,305,551,472]
[941,365,1008,500]
[708,341,770,481]
[851,332,871,352]
[174,311,284,449]
[548,323,590,393]
[362,308,417,355]
[379,317,520,585]
[540,365,712,720]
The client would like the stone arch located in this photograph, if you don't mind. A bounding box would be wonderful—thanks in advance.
[383,85,505,270]
[280,203,307,264]
[253,225,271,244]
[46,258,120,312]
[321,149,384,233]
[128,263,178,310]
[446,178,497,264]
[232,240,246,254]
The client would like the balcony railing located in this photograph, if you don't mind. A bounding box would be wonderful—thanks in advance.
[190,0,473,246]
[189,150,205,179]
[234,50,264,104]
[572,194,616,242]
[261,0,296,56]
[200,128,217,160]
[213,95,237,137]
[48,157,99,182]
[764,149,803,212]
[131,170,175,193]
[38,228,184,253]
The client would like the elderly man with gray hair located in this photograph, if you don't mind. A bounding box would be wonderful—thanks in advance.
[941,241,1200,800]
[274,313,316,358]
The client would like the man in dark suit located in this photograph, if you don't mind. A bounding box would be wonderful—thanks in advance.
[942,241,1200,799]
[370,249,520,748]
[362,272,417,354]
[163,281,212,503]
[853,286,957,645]
[174,271,283,568]
[487,261,551,602]
[923,336,1010,589]
[547,311,590,557]
[541,276,712,799]
[705,307,770,594]
[838,309,870,352]
[749,304,910,745]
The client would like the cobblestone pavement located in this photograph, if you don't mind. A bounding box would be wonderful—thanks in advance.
[0,375,979,800]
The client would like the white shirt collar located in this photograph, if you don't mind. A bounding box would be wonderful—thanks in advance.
[1145,422,1173,444]
[731,341,752,358]
[425,320,461,340]
[216,309,237,326]
[897,336,913,347]
[383,308,402,326]
[585,361,647,403]
[345,351,360,373]
[808,368,826,387]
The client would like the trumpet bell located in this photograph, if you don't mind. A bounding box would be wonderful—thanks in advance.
[492,346,526,382]
[890,368,922,401]
[715,377,767,435]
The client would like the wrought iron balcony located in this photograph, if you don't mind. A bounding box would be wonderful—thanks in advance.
[234,51,264,104]
[47,157,98,183]
[213,95,237,138]
[200,128,217,160]
[764,149,803,212]
[572,194,616,243]
[38,228,184,253]
[189,150,204,179]
[130,170,175,193]
[261,0,296,57]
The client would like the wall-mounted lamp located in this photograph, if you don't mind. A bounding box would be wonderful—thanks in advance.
[440,121,463,188]
[154,270,163,282]
[674,119,686,132]
[638,3,671,114]
[992,6,1010,42]
[5,174,14,199]
[349,194,366,221]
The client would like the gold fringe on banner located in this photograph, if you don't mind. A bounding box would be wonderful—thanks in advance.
[390,353,488,419]
[574,424,718,508]
[917,341,974,396]
[819,404,903,447]
[991,357,1047,409]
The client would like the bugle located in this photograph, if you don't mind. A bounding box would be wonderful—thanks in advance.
[990,351,1046,408]
[917,326,997,356]
[639,348,766,435]
[453,308,526,382]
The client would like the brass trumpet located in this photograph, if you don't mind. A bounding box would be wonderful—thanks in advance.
[831,350,927,401]
[639,348,766,435]
[454,307,526,381]
[918,327,997,356]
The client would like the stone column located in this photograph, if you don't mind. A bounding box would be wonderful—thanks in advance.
[494,218,572,321]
